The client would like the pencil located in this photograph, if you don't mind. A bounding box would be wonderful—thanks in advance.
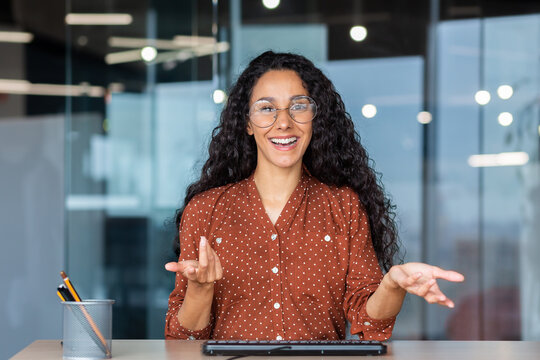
[60,271,111,357]
[60,271,82,301]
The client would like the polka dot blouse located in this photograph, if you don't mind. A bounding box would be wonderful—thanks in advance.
[165,170,396,341]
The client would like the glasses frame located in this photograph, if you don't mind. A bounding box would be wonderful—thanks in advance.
[248,95,317,128]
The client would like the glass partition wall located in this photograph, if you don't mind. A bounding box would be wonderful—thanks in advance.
[431,14,540,340]
[63,0,224,338]
[2,1,536,350]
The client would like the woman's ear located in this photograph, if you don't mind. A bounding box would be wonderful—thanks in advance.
[246,120,254,135]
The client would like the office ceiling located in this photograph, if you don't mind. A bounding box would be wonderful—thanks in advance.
[0,0,539,92]
[2,0,539,62]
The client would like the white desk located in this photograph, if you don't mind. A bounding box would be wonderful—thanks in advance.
[11,340,540,359]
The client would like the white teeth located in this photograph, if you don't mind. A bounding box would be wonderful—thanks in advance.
[270,137,297,145]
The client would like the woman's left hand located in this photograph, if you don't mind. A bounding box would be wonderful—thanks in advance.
[384,262,465,308]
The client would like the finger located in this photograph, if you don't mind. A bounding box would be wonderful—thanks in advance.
[416,278,436,297]
[425,282,450,302]
[422,283,447,304]
[184,266,199,281]
[428,285,455,308]
[437,298,455,308]
[206,243,216,281]
[402,272,423,287]
[164,260,198,273]
[177,262,200,281]
[427,291,453,307]
[197,236,209,282]
[164,262,179,272]
[213,248,223,280]
[424,293,441,304]
[425,292,456,309]
[433,268,465,282]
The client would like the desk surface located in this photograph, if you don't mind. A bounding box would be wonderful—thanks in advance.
[11,340,540,360]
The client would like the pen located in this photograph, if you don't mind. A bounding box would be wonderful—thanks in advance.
[59,271,111,357]
[60,271,82,301]
[58,284,75,301]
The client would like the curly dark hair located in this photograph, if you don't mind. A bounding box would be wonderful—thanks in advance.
[174,51,400,272]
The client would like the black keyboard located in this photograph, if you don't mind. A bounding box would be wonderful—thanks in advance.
[202,339,387,356]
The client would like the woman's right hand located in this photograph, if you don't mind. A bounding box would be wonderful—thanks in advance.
[165,236,223,286]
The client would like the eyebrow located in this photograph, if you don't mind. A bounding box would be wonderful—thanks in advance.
[256,95,307,102]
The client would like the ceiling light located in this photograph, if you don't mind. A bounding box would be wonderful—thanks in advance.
[262,0,280,9]
[497,112,513,126]
[361,104,377,118]
[213,89,226,104]
[141,46,158,62]
[77,35,88,46]
[417,111,432,124]
[0,79,105,97]
[0,31,33,43]
[497,85,513,100]
[105,42,229,65]
[468,152,529,167]
[65,13,133,25]
[173,35,216,47]
[108,83,125,93]
[105,49,142,65]
[109,37,179,50]
[109,35,217,51]
[474,90,491,105]
[0,79,30,92]
[152,42,229,64]
[350,26,368,42]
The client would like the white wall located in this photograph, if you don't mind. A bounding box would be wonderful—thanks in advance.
[0,116,64,358]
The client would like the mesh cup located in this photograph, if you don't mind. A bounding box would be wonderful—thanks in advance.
[62,300,114,360]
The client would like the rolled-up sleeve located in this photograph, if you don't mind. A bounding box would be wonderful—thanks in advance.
[165,199,214,340]
[343,194,396,340]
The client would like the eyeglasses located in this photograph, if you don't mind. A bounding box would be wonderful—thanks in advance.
[248,95,317,128]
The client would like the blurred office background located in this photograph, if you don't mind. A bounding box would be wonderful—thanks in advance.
[1,0,540,357]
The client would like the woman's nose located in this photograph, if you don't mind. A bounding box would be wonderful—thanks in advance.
[274,108,294,129]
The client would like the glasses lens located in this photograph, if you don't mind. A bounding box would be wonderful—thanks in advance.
[289,96,316,123]
[249,97,317,127]
[250,100,276,127]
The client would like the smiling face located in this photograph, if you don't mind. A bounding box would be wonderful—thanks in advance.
[247,70,313,172]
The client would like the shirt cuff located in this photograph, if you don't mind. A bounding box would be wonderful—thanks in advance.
[349,303,395,341]
[165,309,213,339]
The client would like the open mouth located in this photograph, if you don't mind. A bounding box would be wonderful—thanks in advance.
[269,136,298,149]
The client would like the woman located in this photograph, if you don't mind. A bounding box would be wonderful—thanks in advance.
[164,51,464,341]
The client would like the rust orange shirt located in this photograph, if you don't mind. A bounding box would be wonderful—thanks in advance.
[165,170,396,340]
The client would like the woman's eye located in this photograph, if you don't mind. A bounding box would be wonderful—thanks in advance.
[291,103,308,111]
[259,106,275,113]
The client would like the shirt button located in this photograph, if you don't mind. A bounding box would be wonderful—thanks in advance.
[272,267,278,274]
[274,302,280,309]
[271,234,278,240]
[364,321,371,326]
[216,237,222,244]
[276,335,283,340]
[324,235,331,242]
[188,336,196,340]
